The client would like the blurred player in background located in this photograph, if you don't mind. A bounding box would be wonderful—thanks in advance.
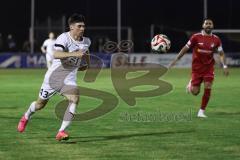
[168,19,229,118]
[17,13,91,141]
[41,32,56,68]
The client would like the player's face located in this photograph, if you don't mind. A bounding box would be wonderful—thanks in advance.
[202,20,214,34]
[70,22,85,37]
[49,32,55,39]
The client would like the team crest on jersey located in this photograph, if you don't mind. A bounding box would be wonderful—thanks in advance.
[211,43,215,48]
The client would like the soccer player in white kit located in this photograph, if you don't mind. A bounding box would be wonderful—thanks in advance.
[17,13,91,141]
[41,32,56,68]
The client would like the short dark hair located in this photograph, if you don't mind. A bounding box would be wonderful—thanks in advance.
[68,13,85,25]
[203,18,213,24]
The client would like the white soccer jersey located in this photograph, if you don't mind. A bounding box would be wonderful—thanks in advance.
[42,39,56,55]
[42,39,56,64]
[39,32,91,99]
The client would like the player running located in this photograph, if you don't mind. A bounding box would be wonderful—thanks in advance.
[168,19,229,118]
[17,13,91,141]
[41,32,56,68]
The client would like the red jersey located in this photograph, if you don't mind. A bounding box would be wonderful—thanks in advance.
[186,31,223,74]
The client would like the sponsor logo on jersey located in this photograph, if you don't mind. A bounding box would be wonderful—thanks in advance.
[197,49,212,54]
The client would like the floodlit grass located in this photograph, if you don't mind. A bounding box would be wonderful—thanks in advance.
[0,68,240,160]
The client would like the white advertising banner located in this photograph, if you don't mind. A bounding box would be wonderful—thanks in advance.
[111,53,192,68]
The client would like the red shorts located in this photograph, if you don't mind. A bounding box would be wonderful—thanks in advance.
[191,72,214,87]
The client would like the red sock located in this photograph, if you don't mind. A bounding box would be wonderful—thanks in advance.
[201,88,211,110]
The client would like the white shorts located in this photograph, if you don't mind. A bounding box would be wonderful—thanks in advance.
[39,81,78,100]
[39,64,78,100]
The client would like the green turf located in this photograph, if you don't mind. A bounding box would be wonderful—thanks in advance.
[0,68,240,160]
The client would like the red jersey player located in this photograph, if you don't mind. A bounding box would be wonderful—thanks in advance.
[168,19,229,118]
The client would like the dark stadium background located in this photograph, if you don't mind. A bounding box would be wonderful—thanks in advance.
[0,0,240,52]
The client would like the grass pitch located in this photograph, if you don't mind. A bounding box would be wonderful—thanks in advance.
[0,68,240,160]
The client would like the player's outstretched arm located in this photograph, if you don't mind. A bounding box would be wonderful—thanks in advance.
[53,50,85,59]
[168,46,189,69]
[219,51,229,76]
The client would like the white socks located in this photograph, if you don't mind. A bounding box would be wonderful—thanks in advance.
[59,103,77,132]
[24,101,77,131]
[24,101,36,120]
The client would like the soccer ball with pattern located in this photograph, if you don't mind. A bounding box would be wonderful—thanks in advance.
[151,34,171,53]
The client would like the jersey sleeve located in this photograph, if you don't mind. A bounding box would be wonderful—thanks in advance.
[54,33,68,51]
[185,34,197,48]
[86,37,91,47]
[42,40,48,47]
[216,37,223,52]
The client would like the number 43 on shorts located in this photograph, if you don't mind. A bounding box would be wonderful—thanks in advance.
[40,89,49,99]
